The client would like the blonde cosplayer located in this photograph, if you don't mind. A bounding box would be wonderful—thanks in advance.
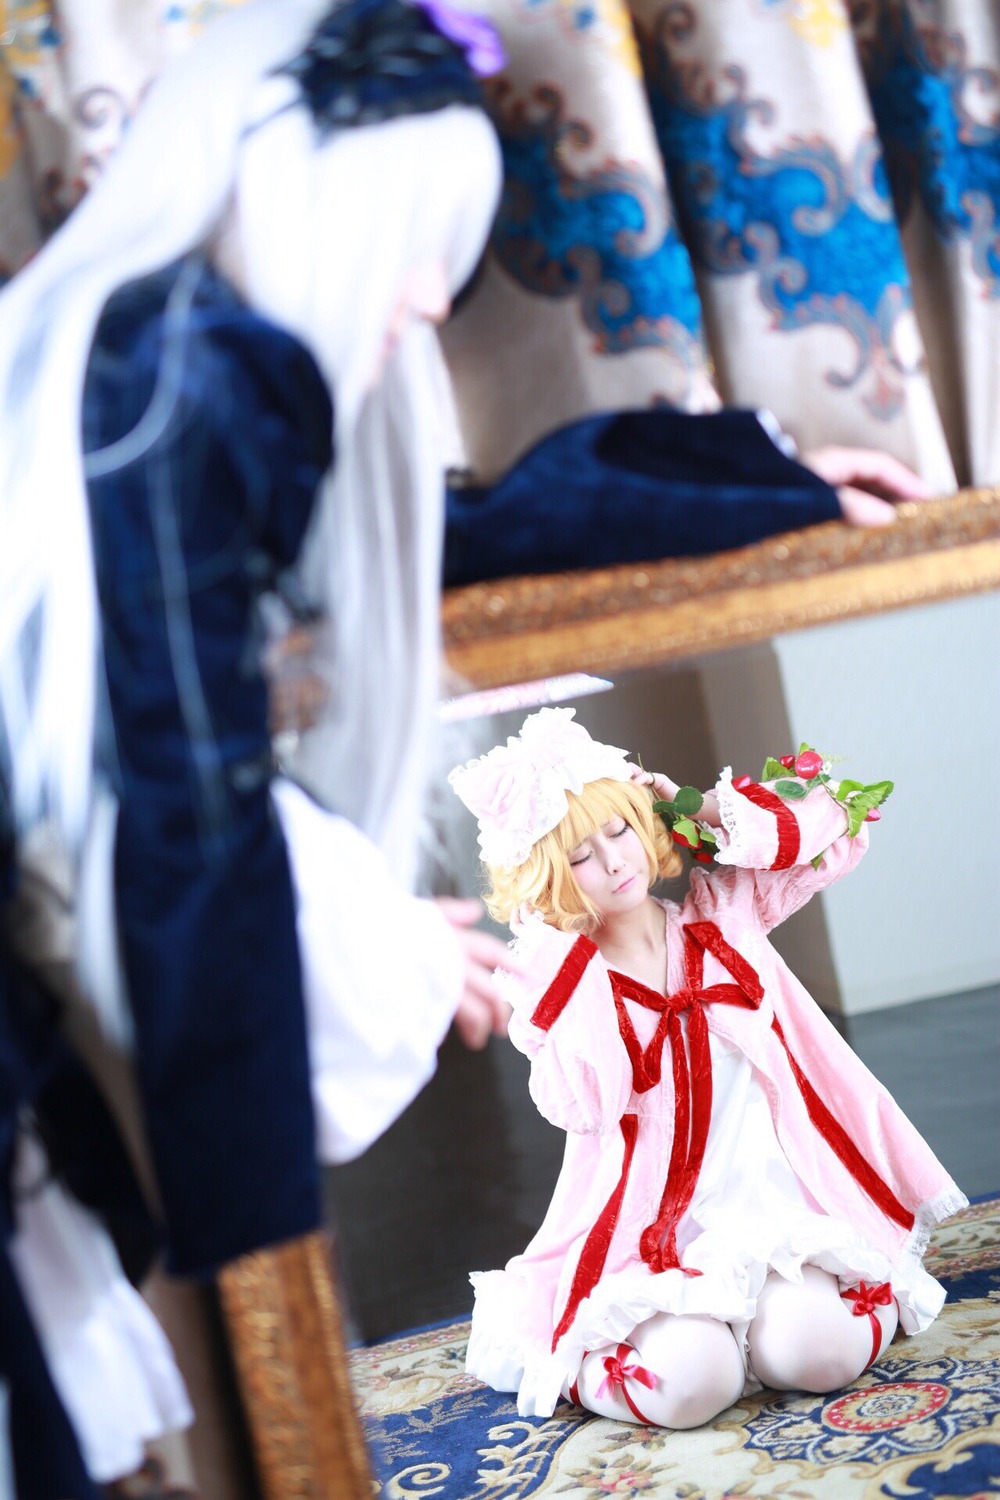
[486,778,682,935]
[452,712,963,1434]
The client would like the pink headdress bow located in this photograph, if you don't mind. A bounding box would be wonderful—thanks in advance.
[448,707,632,868]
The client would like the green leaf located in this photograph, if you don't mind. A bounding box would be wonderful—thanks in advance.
[652,799,678,827]
[774,779,809,800]
[798,741,814,755]
[843,780,894,838]
[672,817,701,846]
[699,827,718,847]
[811,851,826,869]
[761,757,787,781]
[672,785,704,816]
[836,779,865,801]
[845,791,877,837]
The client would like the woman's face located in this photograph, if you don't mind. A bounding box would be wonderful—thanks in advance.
[567,817,651,919]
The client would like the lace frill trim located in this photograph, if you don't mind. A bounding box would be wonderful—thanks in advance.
[904,1186,970,1264]
[713,767,757,868]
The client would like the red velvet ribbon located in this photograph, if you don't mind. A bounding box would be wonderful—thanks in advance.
[842,1280,894,1369]
[551,1114,639,1350]
[615,922,765,1276]
[531,935,598,1031]
[733,779,801,869]
[770,1016,915,1233]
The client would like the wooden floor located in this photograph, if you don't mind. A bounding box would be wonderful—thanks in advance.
[326,983,1000,1342]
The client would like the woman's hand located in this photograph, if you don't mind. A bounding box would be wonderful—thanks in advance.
[628,764,679,802]
[802,446,932,527]
[435,897,516,1050]
[629,763,721,827]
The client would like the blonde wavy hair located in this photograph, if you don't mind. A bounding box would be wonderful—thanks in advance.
[484,778,682,935]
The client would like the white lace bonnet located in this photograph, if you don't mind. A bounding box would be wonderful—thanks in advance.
[449,707,632,869]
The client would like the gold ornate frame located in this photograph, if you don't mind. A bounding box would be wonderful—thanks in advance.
[443,487,1000,688]
[217,486,999,1498]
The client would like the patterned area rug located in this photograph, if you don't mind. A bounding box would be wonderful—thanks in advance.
[352,1198,1000,1499]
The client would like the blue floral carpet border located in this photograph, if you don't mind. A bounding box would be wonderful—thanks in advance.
[352,1198,1000,1498]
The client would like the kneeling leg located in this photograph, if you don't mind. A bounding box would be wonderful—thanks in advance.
[571,1313,745,1429]
[747,1265,898,1394]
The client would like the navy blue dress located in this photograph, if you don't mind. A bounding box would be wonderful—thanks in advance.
[83,257,334,1277]
[0,255,334,1496]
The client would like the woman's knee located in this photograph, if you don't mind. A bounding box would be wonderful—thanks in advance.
[569,1316,745,1428]
[748,1268,898,1394]
[633,1313,745,1428]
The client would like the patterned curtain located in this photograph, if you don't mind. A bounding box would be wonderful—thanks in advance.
[2,0,998,486]
[0,0,251,275]
[444,0,999,488]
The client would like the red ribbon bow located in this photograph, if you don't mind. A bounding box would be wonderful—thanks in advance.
[597,1351,658,1401]
[842,1280,894,1370]
[844,1280,893,1318]
[615,922,764,1276]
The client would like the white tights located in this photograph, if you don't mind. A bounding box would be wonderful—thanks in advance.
[568,1266,898,1428]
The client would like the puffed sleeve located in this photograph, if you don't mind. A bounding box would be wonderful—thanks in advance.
[498,918,632,1135]
[708,766,874,931]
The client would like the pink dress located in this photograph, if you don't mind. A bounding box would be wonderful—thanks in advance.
[466,770,967,1418]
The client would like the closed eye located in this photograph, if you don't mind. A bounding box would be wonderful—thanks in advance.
[569,850,590,867]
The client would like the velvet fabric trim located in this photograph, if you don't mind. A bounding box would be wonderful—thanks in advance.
[634,923,766,1275]
[530,935,599,1032]
[771,1015,916,1232]
[609,974,673,1093]
[734,780,802,869]
[552,1113,639,1350]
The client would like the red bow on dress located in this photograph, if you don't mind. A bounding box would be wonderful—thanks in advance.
[614,922,764,1276]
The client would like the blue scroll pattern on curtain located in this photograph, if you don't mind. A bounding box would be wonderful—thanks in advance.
[636,3,915,420]
[860,1,1000,297]
[470,0,998,481]
[489,79,706,358]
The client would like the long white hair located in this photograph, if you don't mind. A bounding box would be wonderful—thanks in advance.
[0,0,502,889]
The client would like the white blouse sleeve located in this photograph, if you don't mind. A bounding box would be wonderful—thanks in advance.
[271,777,464,1164]
[9,1135,193,1484]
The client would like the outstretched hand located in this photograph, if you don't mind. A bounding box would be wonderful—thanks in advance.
[802,446,932,527]
[435,897,516,1050]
